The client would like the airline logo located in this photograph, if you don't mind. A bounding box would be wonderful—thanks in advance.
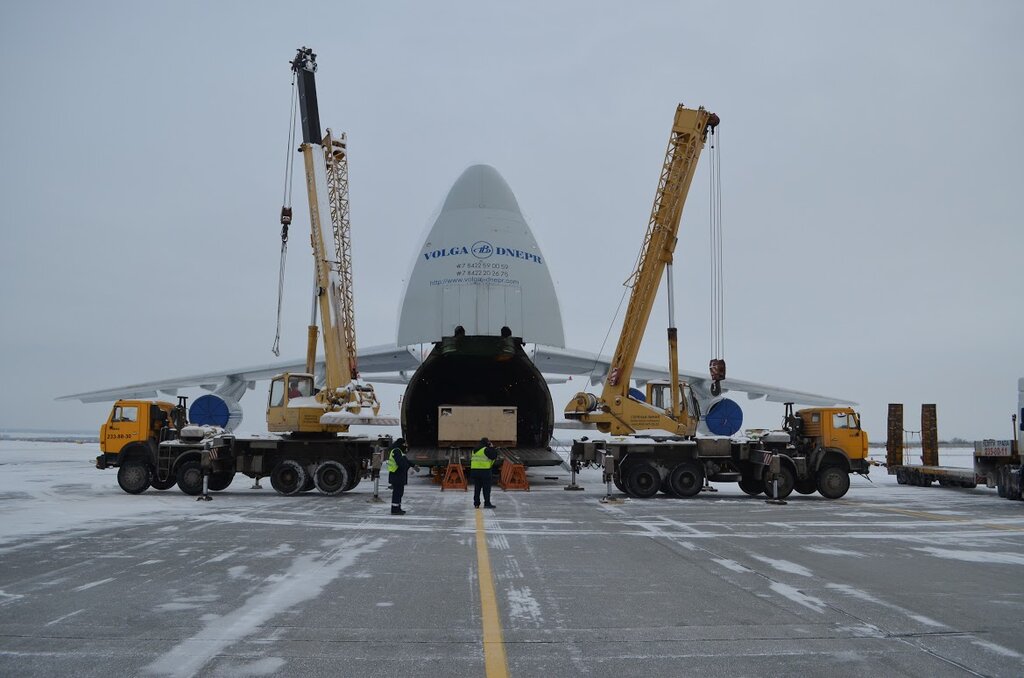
[471,241,493,258]
[422,241,543,265]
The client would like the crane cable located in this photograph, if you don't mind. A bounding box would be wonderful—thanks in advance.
[708,126,726,394]
[587,285,632,388]
[271,72,299,357]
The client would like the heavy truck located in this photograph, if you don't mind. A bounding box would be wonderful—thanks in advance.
[565,104,869,500]
[95,48,394,497]
[886,381,1023,502]
[96,398,187,493]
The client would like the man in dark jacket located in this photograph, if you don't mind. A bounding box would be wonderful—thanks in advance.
[470,437,499,509]
[388,438,414,515]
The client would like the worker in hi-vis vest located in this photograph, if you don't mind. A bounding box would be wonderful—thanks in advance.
[471,437,499,509]
[388,438,415,515]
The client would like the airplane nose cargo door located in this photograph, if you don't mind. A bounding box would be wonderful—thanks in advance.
[400,335,554,456]
[441,284,522,337]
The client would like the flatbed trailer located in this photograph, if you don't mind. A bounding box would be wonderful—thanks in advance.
[890,464,979,488]
[887,402,1023,501]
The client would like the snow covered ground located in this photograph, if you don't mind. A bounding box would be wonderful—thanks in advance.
[1,441,1021,677]
[0,441,205,550]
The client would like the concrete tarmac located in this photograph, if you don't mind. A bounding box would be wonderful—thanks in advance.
[1,442,1022,677]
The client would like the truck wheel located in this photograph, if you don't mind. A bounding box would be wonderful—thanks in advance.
[626,464,661,498]
[176,461,204,496]
[764,466,795,500]
[117,462,151,495]
[1007,472,1022,501]
[995,467,1007,497]
[208,472,235,492]
[150,473,177,491]
[270,460,306,496]
[613,475,626,493]
[816,465,850,499]
[669,462,703,498]
[794,477,817,495]
[738,477,762,496]
[344,462,361,491]
[314,461,350,496]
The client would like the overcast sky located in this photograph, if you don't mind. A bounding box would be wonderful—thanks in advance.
[1,0,1021,441]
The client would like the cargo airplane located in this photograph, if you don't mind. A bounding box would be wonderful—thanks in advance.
[60,164,851,466]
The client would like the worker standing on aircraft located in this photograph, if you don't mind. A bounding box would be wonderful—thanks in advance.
[471,437,499,509]
[388,438,413,515]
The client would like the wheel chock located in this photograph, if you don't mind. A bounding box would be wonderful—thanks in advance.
[499,463,529,491]
[441,463,468,491]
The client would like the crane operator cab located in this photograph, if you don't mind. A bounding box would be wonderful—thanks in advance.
[646,379,700,421]
[267,372,343,434]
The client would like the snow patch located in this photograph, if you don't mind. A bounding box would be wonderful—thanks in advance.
[264,543,294,556]
[215,657,286,676]
[155,602,202,612]
[506,586,543,624]
[914,547,1024,566]
[72,577,113,592]
[44,609,84,626]
[836,623,884,638]
[972,639,1023,659]
[826,584,945,628]
[750,555,813,577]
[769,582,827,613]
[713,558,750,574]
[143,537,384,678]
[803,546,865,558]
[203,547,243,564]
[0,590,24,606]
[487,533,510,550]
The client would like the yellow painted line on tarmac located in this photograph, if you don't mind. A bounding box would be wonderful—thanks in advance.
[475,510,509,678]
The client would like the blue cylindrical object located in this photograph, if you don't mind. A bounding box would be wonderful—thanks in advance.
[705,397,743,436]
[628,387,646,402]
[189,394,242,431]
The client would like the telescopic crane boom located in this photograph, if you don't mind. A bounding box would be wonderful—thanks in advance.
[565,105,718,436]
[267,47,380,433]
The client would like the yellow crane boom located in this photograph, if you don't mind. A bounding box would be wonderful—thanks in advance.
[267,47,379,434]
[301,130,358,388]
[566,104,718,436]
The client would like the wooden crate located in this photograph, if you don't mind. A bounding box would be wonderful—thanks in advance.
[437,406,517,448]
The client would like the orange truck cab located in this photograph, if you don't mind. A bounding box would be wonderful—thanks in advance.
[97,399,179,493]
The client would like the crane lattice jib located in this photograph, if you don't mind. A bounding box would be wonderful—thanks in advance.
[323,132,359,379]
[603,105,717,402]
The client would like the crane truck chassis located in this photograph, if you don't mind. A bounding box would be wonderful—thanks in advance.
[96,395,390,497]
[571,403,869,500]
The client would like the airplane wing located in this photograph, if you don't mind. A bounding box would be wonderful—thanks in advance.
[531,344,855,406]
[57,344,421,403]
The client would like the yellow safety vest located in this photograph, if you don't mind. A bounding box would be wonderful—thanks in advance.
[471,446,494,470]
[387,449,399,473]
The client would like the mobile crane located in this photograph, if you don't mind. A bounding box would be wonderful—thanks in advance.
[100,48,392,496]
[566,105,869,500]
